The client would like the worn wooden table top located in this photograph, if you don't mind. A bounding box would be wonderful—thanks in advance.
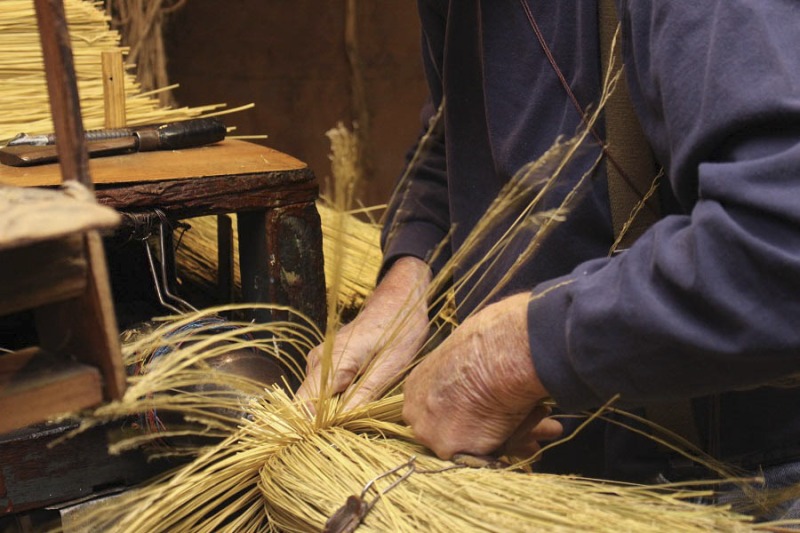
[0,139,308,187]
[0,139,318,219]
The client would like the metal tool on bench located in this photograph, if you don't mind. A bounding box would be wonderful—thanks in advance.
[0,117,227,167]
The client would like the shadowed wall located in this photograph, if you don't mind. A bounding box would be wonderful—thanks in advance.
[164,1,428,208]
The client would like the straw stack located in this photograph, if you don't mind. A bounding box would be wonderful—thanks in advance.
[0,0,235,144]
[60,306,764,532]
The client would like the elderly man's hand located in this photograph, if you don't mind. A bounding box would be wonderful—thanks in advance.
[296,256,432,410]
[402,292,562,459]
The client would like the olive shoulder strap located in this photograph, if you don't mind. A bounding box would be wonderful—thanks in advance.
[597,0,661,251]
[597,0,702,449]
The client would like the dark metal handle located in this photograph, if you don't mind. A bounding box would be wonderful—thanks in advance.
[148,117,227,151]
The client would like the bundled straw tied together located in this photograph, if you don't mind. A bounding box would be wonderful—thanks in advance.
[67,325,766,532]
[0,0,248,144]
[255,396,758,533]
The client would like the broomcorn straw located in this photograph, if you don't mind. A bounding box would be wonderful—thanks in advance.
[0,0,252,144]
[60,28,798,533]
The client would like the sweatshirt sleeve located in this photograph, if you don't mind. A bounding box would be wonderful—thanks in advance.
[380,100,450,276]
[529,0,800,412]
[380,4,451,277]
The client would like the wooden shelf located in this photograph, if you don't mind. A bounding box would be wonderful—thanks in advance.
[0,348,103,434]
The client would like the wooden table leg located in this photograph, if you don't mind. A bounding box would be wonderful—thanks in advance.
[217,214,235,304]
[238,203,326,385]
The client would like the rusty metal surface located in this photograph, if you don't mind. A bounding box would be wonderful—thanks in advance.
[237,201,326,388]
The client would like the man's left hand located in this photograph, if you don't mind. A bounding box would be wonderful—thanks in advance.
[402,293,562,459]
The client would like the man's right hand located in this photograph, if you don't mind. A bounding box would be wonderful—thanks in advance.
[296,256,432,410]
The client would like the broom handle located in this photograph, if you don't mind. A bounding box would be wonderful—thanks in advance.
[33,0,93,189]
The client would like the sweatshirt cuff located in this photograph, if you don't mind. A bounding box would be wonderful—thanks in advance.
[380,221,450,280]
[527,275,606,412]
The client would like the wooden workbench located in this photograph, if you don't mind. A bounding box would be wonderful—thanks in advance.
[0,138,327,330]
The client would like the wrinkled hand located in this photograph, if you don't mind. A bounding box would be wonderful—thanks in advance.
[403,292,562,459]
[296,257,432,409]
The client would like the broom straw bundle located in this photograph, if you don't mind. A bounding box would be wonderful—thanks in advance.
[259,409,761,532]
[72,386,765,532]
[68,354,765,532]
[61,31,797,532]
[0,0,246,144]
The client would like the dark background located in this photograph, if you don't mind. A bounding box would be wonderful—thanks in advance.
[163,1,429,208]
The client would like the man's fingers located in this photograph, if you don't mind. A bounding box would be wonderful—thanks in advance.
[341,352,414,410]
[295,343,324,401]
[341,374,390,411]
[294,376,318,401]
[295,365,358,416]
[296,358,360,400]
[501,406,564,458]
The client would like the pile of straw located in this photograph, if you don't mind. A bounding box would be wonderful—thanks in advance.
[0,0,245,144]
[67,348,763,532]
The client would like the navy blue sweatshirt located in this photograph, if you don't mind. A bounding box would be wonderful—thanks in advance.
[382,0,800,479]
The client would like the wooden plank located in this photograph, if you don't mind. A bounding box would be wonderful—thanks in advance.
[0,184,119,251]
[36,232,127,400]
[96,172,318,220]
[0,420,176,515]
[0,348,103,434]
[0,235,87,317]
[101,50,126,129]
[33,0,92,189]
[0,140,308,188]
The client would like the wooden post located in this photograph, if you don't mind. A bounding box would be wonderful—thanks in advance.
[33,0,91,188]
[101,50,127,128]
[32,0,126,401]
